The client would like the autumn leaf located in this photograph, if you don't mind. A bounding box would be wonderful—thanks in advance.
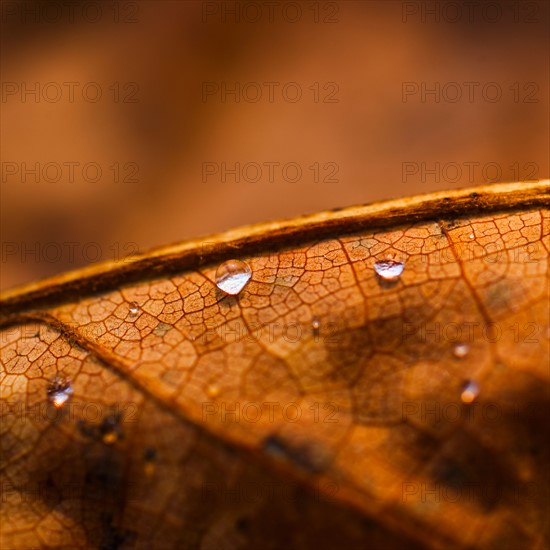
[1,181,548,550]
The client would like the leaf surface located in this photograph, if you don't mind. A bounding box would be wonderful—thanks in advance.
[1,181,549,550]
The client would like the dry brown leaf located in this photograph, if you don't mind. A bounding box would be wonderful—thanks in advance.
[1,181,549,550]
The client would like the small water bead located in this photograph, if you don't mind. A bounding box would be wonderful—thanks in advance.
[100,414,123,444]
[311,317,321,340]
[453,343,470,358]
[373,259,405,281]
[128,302,140,317]
[47,378,73,409]
[215,260,252,295]
[461,380,479,404]
[154,322,171,336]
[143,447,157,476]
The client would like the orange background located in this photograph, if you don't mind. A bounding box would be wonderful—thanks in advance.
[1,0,548,290]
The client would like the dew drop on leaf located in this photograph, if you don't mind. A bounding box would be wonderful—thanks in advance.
[215,259,252,295]
[460,380,479,404]
[100,414,123,444]
[143,447,157,476]
[311,317,321,339]
[453,343,470,358]
[373,259,405,281]
[46,378,73,409]
[128,302,140,317]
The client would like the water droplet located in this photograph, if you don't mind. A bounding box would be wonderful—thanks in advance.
[143,447,157,476]
[47,378,73,409]
[461,380,479,404]
[100,414,122,444]
[215,260,251,295]
[311,317,321,340]
[373,259,405,281]
[128,302,139,317]
[469,233,475,240]
[453,343,470,358]
[154,322,171,336]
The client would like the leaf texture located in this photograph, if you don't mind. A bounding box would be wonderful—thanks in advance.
[1,181,549,550]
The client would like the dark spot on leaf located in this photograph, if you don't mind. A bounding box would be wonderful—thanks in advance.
[100,512,135,550]
[143,447,157,462]
[235,516,251,533]
[85,451,124,492]
[434,460,467,487]
[77,419,97,439]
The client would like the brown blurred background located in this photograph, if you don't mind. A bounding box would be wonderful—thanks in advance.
[1,0,548,290]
